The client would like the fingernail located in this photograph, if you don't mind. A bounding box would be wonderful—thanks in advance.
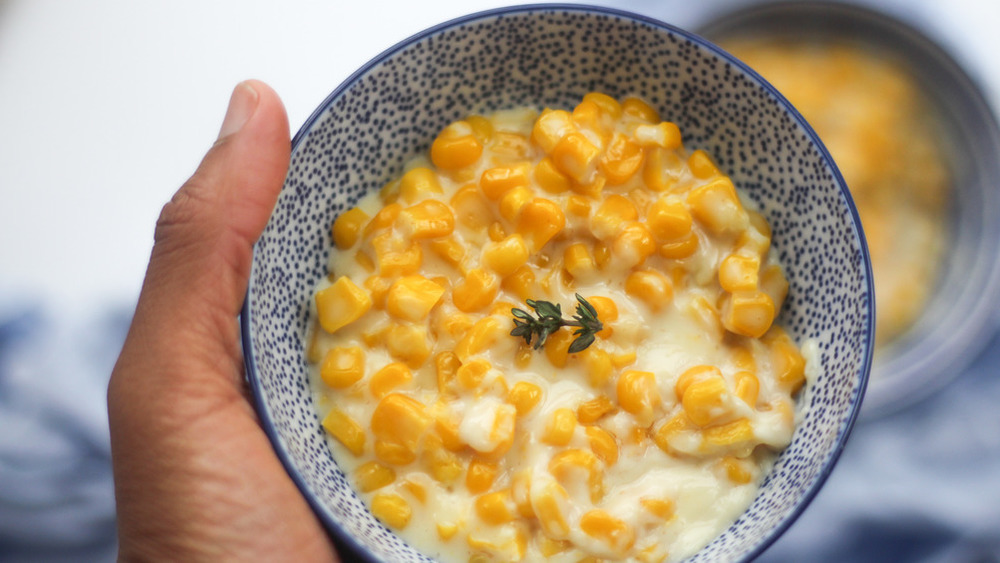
[217,81,259,140]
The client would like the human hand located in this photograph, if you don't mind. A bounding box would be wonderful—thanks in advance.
[107,80,338,561]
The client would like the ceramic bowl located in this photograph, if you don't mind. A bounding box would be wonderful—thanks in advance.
[696,0,1000,417]
[241,5,874,561]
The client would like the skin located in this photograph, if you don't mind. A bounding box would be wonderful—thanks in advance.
[107,80,339,562]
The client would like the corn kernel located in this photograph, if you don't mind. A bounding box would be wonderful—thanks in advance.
[510,470,534,518]
[320,346,365,389]
[374,439,416,466]
[315,276,372,334]
[456,358,491,390]
[617,370,660,425]
[531,108,575,154]
[431,120,483,170]
[517,198,565,250]
[721,455,754,485]
[371,393,431,460]
[719,253,761,293]
[481,163,531,200]
[566,194,592,218]
[622,96,660,122]
[539,537,571,557]
[549,448,603,502]
[502,265,536,301]
[580,509,636,554]
[371,493,412,529]
[612,350,637,369]
[490,131,532,160]
[634,122,682,148]
[479,235,527,278]
[658,230,699,259]
[766,328,807,393]
[499,185,534,223]
[647,197,693,241]
[681,369,729,427]
[688,149,721,179]
[427,237,466,270]
[369,362,413,399]
[674,364,720,400]
[372,233,423,276]
[583,92,623,119]
[386,323,430,368]
[466,458,500,494]
[687,177,749,234]
[399,167,444,203]
[363,202,402,237]
[332,207,370,249]
[450,183,494,230]
[534,156,571,194]
[600,132,644,185]
[424,438,464,485]
[466,114,493,142]
[355,461,396,492]
[760,264,789,312]
[544,327,575,369]
[585,425,619,465]
[739,209,772,256]
[572,99,606,134]
[386,275,445,321]
[591,194,639,240]
[625,269,674,311]
[532,481,571,538]
[543,408,577,446]
[563,243,597,282]
[586,295,617,339]
[483,403,517,460]
[437,521,460,541]
[434,410,465,452]
[508,381,543,417]
[643,146,686,192]
[613,222,656,268]
[455,315,503,360]
[722,290,775,338]
[488,221,506,242]
[703,418,754,448]
[354,250,376,273]
[578,396,617,423]
[453,269,500,313]
[652,412,696,454]
[322,408,366,456]
[734,370,759,406]
[640,498,675,520]
[551,132,600,183]
[398,199,455,239]
[475,490,516,525]
[581,346,614,388]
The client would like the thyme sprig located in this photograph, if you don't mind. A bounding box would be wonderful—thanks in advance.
[510,294,603,354]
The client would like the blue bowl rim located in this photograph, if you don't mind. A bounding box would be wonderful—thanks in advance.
[240,3,875,562]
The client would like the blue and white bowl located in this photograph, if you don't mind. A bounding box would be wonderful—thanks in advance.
[241,5,874,562]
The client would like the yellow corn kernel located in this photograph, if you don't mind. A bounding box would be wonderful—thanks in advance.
[533,481,571,538]
[543,327,576,369]
[719,253,761,293]
[363,275,393,311]
[379,177,400,203]
[760,264,789,312]
[583,92,623,119]
[600,132,644,185]
[426,238,464,270]
[450,183,494,231]
[581,346,614,388]
[372,232,423,276]
[480,235,527,278]
[423,437,464,485]
[578,396,617,423]
[332,207,370,249]
[398,167,444,203]
[643,146,686,192]
[434,352,460,395]
[475,490,516,525]
[398,199,455,239]
[622,96,660,122]
[354,250,376,273]
[549,448,603,501]
[371,493,412,529]
[612,350,637,369]
[734,370,759,406]
[517,198,565,250]
[652,411,696,454]
[456,358,491,390]
[320,346,365,389]
[453,269,500,313]
[481,163,531,200]
[563,243,597,281]
[540,537,571,557]
[721,455,754,485]
[499,185,534,223]
[502,265,536,301]
[552,132,600,183]
[572,99,606,134]
[738,210,772,257]
[531,108,575,154]
[386,275,445,321]
[371,393,431,459]
[591,194,639,240]
[617,370,660,425]
[580,509,636,554]
[647,197,693,242]
[612,221,656,268]
[431,120,483,170]
[436,521,460,541]
[466,114,493,142]
[455,315,503,360]
[434,411,466,452]
[534,156,571,194]
[363,202,402,237]
[369,362,413,399]
[490,130,532,160]
[510,470,534,518]
[722,290,775,338]
[674,364,719,400]
[703,418,754,447]
[466,458,499,494]
[687,177,749,235]
[585,425,619,466]
[625,269,674,311]
[681,370,728,427]
[658,230,699,259]
[566,194,592,218]
[386,323,430,369]
[322,408,366,456]
[543,408,577,446]
[766,328,807,393]
[507,381,543,417]
[315,276,372,334]
[488,221,506,243]
[586,295,617,339]
[483,403,517,461]
[634,121,682,148]
[640,498,675,520]
[374,439,416,466]
[688,148,721,179]
[355,461,396,493]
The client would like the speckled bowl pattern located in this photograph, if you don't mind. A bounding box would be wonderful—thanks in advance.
[695,0,1000,417]
[242,5,874,562]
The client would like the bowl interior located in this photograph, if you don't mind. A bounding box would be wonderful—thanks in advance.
[696,0,1000,416]
[243,5,873,562]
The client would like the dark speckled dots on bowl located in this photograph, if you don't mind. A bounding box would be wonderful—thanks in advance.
[241,5,874,562]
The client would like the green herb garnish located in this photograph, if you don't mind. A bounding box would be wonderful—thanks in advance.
[510,294,603,354]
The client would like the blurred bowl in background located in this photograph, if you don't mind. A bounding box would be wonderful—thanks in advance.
[697,0,1000,416]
